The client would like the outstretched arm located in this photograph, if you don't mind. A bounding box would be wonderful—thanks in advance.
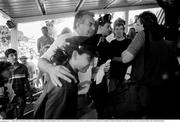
[38,34,76,87]
[121,31,145,63]
[38,57,76,87]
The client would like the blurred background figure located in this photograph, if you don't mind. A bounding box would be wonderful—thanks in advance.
[37,26,54,57]
[127,27,136,40]
[0,61,11,119]
[19,56,36,80]
[36,44,51,89]
[60,27,71,35]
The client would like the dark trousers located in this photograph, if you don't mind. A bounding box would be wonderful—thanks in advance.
[7,96,26,119]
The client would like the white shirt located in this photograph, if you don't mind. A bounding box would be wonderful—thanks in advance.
[41,31,78,61]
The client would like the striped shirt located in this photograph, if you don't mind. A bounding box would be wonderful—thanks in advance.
[10,62,29,97]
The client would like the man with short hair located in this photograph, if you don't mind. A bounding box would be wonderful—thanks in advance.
[38,10,95,87]
[4,48,30,119]
[38,10,96,118]
[37,26,54,56]
[37,26,54,87]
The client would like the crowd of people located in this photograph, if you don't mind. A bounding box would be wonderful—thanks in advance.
[0,0,180,119]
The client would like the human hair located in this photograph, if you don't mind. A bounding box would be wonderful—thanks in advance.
[138,11,165,57]
[5,48,17,57]
[41,26,48,30]
[97,14,112,26]
[113,18,125,30]
[51,36,98,65]
[73,10,94,29]
[113,18,126,37]
[138,11,164,41]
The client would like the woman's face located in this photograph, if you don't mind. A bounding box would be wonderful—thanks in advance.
[134,19,144,32]
[75,53,93,73]
[114,25,124,38]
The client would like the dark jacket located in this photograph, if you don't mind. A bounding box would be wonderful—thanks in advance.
[34,63,79,119]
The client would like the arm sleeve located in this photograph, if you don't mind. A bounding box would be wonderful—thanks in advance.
[126,31,145,57]
[41,33,72,61]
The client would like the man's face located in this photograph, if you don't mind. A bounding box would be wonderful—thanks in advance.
[114,25,124,38]
[75,53,93,73]
[42,28,48,36]
[101,23,112,37]
[7,53,17,64]
[78,15,95,37]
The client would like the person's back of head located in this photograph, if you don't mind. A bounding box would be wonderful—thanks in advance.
[138,11,164,41]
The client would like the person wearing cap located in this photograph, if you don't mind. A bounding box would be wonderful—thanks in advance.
[38,10,96,87]
[0,61,11,119]
[34,36,97,119]
[38,11,97,118]
[19,56,34,80]
[4,48,31,119]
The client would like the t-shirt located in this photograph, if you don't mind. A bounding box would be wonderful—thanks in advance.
[127,31,145,57]
[37,36,54,56]
[126,31,145,82]
[109,38,131,80]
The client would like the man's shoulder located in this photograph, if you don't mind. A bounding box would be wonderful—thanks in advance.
[57,32,75,40]
[37,36,44,42]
